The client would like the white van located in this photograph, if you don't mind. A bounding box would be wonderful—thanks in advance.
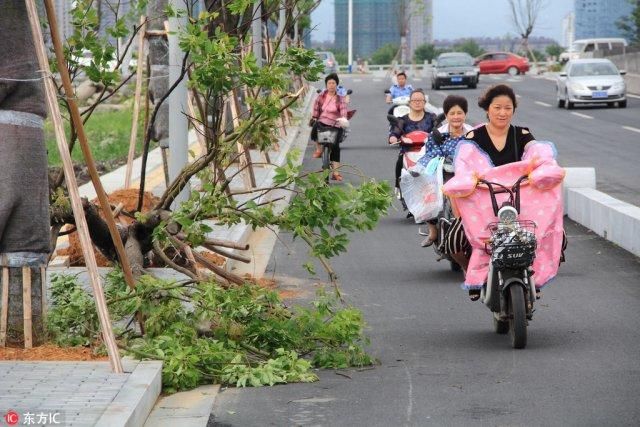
[560,38,627,62]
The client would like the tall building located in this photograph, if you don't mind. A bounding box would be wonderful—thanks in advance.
[574,0,634,40]
[408,0,433,58]
[562,12,575,47]
[335,0,433,60]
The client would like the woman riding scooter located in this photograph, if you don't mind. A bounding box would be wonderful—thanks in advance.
[413,95,474,246]
[388,89,437,215]
[442,84,567,300]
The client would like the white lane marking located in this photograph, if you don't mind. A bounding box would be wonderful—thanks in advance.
[516,94,522,98]
[373,78,381,82]
[352,79,362,82]
[402,361,413,424]
[535,101,552,107]
[623,126,640,134]
[413,78,423,81]
[627,94,640,99]
[571,112,593,119]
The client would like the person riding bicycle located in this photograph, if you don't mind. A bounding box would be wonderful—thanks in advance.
[388,89,437,213]
[310,73,348,181]
[413,95,474,247]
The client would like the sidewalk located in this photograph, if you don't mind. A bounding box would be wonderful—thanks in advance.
[0,88,315,427]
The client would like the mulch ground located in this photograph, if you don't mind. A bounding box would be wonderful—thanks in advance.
[0,344,108,361]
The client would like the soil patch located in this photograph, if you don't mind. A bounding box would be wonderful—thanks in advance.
[243,274,304,299]
[0,344,108,361]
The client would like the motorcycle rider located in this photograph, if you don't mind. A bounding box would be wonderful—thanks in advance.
[413,95,474,247]
[442,84,566,300]
[388,89,437,214]
[310,73,349,181]
[385,71,413,104]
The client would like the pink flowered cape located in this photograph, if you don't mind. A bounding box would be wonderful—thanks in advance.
[443,141,565,289]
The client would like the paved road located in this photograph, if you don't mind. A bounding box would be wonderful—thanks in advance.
[211,74,640,426]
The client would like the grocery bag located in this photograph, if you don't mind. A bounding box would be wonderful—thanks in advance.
[400,157,444,223]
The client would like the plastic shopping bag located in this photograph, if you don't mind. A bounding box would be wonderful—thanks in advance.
[400,157,444,223]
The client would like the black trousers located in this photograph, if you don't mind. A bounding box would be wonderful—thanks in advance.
[395,152,403,188]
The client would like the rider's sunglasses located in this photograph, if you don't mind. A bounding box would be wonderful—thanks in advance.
[410,98,426,103]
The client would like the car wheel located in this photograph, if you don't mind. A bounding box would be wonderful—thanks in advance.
[556,86,565,108]
[619,100,627,108]
[470,82,477,89]
[431,80,435,89]
[434,80,440,90]
[507,66,518,76]
[564,91,573,110]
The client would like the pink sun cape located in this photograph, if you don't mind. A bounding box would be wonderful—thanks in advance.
[443,141,565,290]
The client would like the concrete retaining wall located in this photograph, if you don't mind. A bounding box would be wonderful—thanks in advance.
[564,168,640,258]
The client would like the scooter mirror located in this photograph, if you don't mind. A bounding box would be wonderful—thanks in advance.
[347,89,353,95]
[384,89,391,94]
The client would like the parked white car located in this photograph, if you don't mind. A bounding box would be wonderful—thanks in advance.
[556,58,627,109]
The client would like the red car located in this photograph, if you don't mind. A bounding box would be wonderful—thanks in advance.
[474,52,530,76]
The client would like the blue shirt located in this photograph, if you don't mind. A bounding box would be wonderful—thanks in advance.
[389,84,413,99]
[416,132,466,168]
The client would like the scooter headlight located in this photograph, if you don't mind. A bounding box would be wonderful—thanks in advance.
[498,205,518,224]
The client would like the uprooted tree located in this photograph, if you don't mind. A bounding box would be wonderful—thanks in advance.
[41,0,392,386]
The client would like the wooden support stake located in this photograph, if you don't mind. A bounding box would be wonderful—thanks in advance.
[125,16,147,188]
[22,267,32,349]
[41,1,136,292]
[26,0,123,373]
[0,267,8,346]
[227,92,256,189]
[40,266,47,321]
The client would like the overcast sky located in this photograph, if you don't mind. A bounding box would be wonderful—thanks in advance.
[310,0,574,43]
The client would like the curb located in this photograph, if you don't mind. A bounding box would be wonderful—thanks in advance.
[143,385,220,427]
[95,359,163,427]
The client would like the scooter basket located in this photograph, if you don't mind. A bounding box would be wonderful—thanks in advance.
[317,129,339,145]
[485,221,537,269]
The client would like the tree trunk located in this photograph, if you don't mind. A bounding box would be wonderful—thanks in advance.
[0,1,50,347]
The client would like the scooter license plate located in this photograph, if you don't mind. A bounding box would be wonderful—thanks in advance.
[451,76,463,83]
[592,90,607,99]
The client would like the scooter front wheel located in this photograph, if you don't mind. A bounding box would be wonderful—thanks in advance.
[509,285,527,349]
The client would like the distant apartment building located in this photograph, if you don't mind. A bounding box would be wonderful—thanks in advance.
[562,12,575,48]
[335,0,433,60]
[574,0,634,39]
[407,0,433,57]
[52,0,133,44]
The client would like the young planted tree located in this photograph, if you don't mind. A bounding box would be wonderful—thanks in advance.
[43,0,391,390]
[47,0,391,337]
[507,0,547,63]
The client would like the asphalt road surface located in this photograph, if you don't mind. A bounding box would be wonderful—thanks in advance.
[211,73,640,426]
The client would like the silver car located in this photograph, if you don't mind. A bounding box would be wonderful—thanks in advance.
[556,58,627,109]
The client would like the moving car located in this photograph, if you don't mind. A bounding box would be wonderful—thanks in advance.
[315,51,338,74]
[556,58,627,109]
[431,52,479,90]
[474,52,529,76]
